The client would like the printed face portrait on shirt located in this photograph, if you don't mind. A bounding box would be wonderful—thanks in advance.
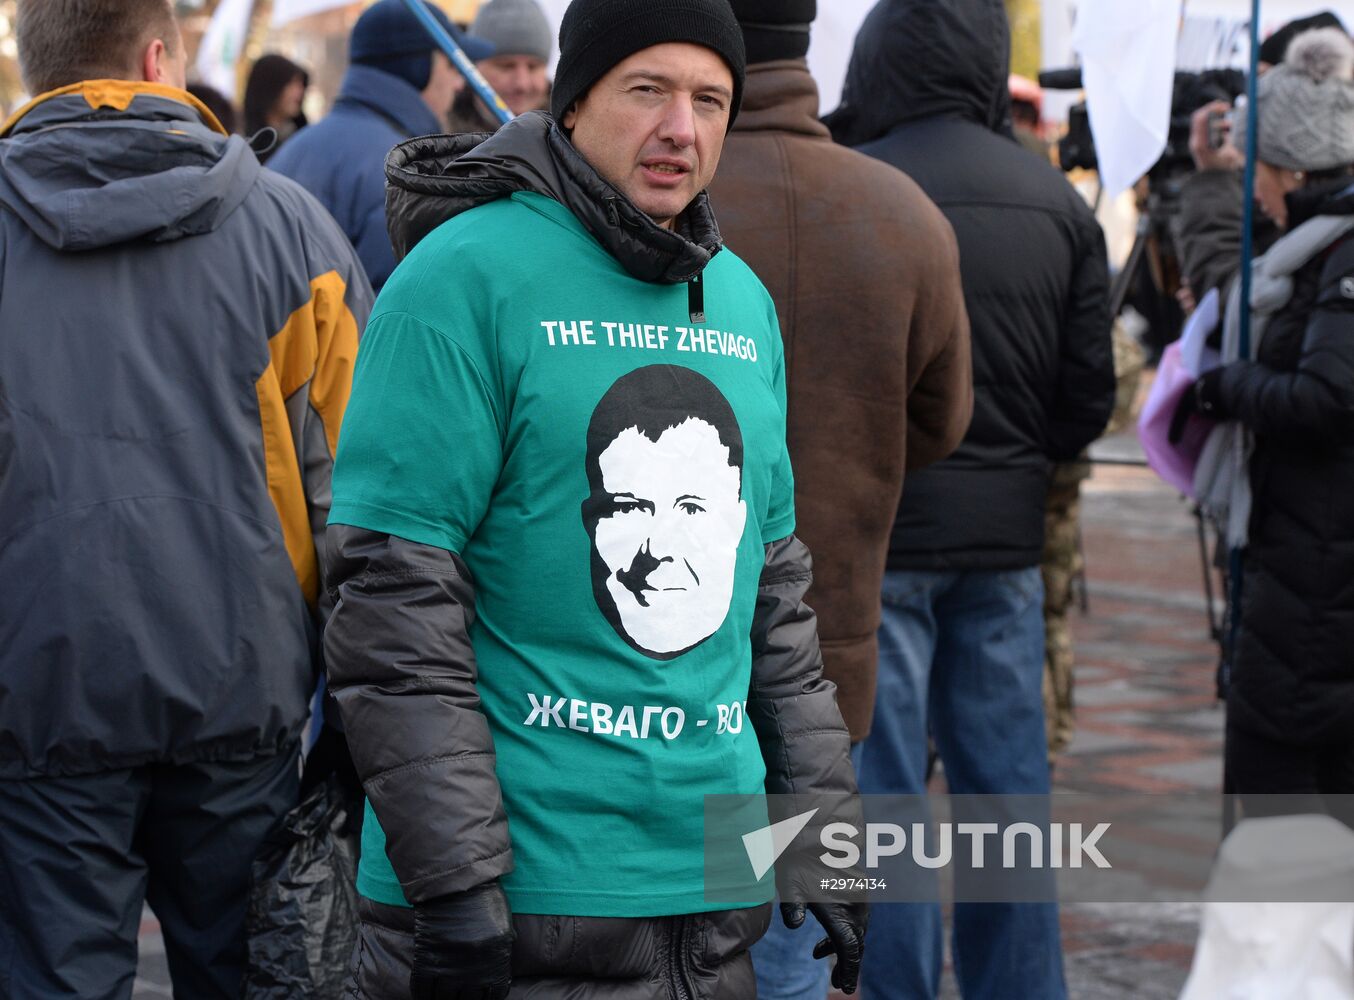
[582,365,747,659]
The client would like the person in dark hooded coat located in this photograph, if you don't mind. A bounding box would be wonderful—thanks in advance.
[269,0,494,291]
[825,1,1115,998]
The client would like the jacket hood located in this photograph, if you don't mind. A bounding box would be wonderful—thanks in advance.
[1287,177,1354,228]
[336,63,442,139]
[824,0,1013,147]
[733,61,831,140]
[0,82,256,251]
[385,111,723,284]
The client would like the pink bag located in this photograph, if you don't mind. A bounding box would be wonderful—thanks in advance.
[1137,340,1215,498]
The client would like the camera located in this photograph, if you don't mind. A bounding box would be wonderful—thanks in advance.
[1038,68,1246,184]
[1036,68,1248,358]
[1207,108,1234,151]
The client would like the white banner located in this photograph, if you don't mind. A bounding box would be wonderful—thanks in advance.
[1047,1,1354,71]
[1176,16,1253,70]
[272,0,352,27]
[534,0,876,115]
[1184,0,1354,18]
[195,0,254,96]
[1178,4,1354,68]
[806,3,877,114]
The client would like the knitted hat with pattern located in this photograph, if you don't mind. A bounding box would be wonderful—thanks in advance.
[1238,27,1354,171]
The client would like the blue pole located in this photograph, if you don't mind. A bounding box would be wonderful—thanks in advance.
[1239,0,1262,356]
[398,0,513,126]
[1227,0,1262,671]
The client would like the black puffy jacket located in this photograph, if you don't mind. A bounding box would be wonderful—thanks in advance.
[827,0,1116,571]
[1219,181,1354,747]
[346,896,772,999]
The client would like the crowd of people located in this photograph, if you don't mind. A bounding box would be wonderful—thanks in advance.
[0,0,1351,998]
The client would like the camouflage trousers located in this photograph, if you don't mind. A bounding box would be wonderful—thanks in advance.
[1043,462,1089,762]
[1043,322,1146,761]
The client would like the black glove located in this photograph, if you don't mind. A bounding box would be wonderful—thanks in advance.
[1168,367,1229,444]
[780,900,869,995]
[410,881,515,1000]
[1194,366,1228,417]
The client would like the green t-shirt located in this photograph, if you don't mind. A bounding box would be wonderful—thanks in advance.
[329,191,793,917]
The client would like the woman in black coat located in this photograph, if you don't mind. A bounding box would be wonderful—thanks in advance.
[1181,28,1354,800]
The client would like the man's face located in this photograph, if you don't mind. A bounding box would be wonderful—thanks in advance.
[562,42,733,229]
[591,418,746,657]
[422,51,465,130]
[478,53,549,116]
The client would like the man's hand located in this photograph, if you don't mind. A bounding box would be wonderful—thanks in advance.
[780,900,869,995]
[1176,280,1198,316]
[1190,101,1244,173]
[410,881,515,1000]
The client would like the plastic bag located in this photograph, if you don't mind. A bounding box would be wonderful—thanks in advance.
[1139,340,1214,496]
[1180,815,1354,999]
[244,729,363,999]
[1138,289,1221,498]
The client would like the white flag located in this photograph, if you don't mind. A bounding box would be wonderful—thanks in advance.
[272,0,351,27]
[1073,0,1183,197]
[194,0,254,97]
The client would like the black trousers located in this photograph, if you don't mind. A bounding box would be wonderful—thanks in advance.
[0,749,299,1000]
[1226,721,1354,826]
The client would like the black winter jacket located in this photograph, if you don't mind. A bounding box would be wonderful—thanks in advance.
[1217,181,1354,747]
[827,0,1116,571]
[323,115,854,944]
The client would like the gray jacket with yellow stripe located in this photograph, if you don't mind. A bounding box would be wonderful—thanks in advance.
[0,82,372,778]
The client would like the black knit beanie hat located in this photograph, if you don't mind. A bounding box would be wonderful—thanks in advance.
[728,0,815,65]
[551,0,747,128]
[350,0,494,91]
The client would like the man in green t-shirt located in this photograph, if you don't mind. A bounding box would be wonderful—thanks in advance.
[322,0,865,996]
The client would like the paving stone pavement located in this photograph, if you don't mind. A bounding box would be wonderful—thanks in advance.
[133,910,170,998]
[135,436,1220,999]
[1042,449,1221,1000]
